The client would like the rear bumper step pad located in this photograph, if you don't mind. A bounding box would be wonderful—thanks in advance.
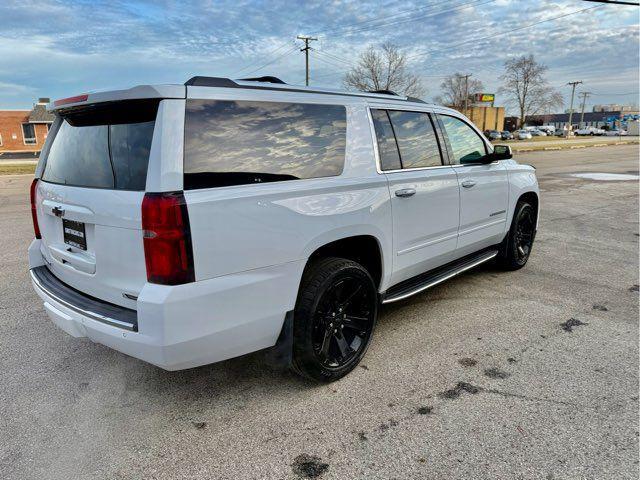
[30,265,138,331]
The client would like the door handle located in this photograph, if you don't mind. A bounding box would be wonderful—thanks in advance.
[395,188,416,198]
[461,180,477,188]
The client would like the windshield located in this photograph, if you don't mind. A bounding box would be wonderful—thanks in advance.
[42,100,158,190]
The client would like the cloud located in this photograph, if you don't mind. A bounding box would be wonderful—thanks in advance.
[0,0,637,109]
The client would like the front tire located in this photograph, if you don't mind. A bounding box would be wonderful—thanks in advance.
[496,200,537,271]
[291,257,378,382]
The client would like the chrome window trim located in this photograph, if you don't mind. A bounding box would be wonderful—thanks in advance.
[366,106,451,175]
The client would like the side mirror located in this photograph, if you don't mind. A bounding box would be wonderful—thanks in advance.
[491,144,512,161]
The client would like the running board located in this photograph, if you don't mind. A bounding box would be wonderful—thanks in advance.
[382,249,499,304]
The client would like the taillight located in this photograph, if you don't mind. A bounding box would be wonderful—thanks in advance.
[53,94,88,107]
[141,192,195,285]
[30,179,41,239]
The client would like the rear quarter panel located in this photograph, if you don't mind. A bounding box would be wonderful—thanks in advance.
[184,102,393,290]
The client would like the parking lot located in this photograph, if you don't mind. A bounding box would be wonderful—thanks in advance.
[0,145,638,479]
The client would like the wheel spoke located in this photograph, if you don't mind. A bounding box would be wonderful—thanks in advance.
[319,329,332,357]
[339,283,362,310]
[343,315,369,332]
[334,330,353,359]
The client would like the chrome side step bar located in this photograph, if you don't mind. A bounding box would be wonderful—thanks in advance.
[382,249,499,304]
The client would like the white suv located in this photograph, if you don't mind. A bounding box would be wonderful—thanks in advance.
[29,76,539,381]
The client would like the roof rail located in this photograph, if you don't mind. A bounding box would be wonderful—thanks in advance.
[238,76,286,84]
[368,89,399,96]
[183,75,430,104]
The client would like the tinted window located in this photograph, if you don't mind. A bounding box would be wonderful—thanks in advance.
[371,109,401,171]
[43,122,113,188]
[387,110,441,168]
[42,101,157,190]
[440,115,487,164]
[110,122,156,190]
[184,100,346,189]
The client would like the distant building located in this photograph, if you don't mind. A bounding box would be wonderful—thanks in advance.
[526,109,639,130]
[592,104,636,113]
[449,105,505,132]
[504,116,519,131]
[0,98,54,154]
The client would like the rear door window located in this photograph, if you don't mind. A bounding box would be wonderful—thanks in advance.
[371,109,401,171]
[386,110,442,169]
[371,109,443,170]
[42,100,158,190]
[184,100,347,189]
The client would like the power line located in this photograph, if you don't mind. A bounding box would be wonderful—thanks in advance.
[232,42,294,76]
[314,2,606,79]
[308,0,457,37]
[239,45,298,77]
[314,0,496,39]
[234,0,483,78]
[406,3,606,61]
[589,91,640,95]
[582,0,639,5]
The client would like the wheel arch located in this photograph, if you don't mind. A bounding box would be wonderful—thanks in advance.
[304,234,386,291]
[518,191,539,217]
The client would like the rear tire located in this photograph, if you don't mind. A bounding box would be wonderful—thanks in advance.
[496,200,537,271]
[291,257,378,382]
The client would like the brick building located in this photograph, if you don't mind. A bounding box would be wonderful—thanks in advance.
[448,105,505,132]
[0,98,54,154]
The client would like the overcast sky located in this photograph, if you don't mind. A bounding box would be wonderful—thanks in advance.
[1,0,638,113]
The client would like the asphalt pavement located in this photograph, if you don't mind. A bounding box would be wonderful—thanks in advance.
[0,145,638,480]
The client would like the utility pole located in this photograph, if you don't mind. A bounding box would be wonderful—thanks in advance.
[578,91,591,128]
[462,74,472,118]
[566,81,583,137]
[297,35,318,86]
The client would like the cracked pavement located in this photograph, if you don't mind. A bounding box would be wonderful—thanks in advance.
[0,145,638,479]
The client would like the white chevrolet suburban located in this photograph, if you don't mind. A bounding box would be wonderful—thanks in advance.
[29,76,539,381]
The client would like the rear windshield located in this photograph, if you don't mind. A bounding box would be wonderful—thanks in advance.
[42,100,158,190]
[183,100,347,189]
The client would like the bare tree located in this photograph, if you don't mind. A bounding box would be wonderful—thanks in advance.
[499,55,563,128]
[435,73,484,109]
[343,43,425,98]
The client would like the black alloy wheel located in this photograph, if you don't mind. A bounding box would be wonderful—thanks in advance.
[292,257,377,381]
[312,276,374,369]
[496,200,537,271]
[513,203,535,264]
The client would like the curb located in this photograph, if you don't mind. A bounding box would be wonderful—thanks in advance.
[512,140,638,153]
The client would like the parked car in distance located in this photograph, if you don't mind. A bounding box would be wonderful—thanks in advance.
[28,76,539,382]
[555,129,567,137]
[604,129,628,136]
[538,126,555,135]
[485,130,502,140]
[575,126,605,136]
[529,129,547,137]
[516,130,533,140]
[501,131,514,140]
